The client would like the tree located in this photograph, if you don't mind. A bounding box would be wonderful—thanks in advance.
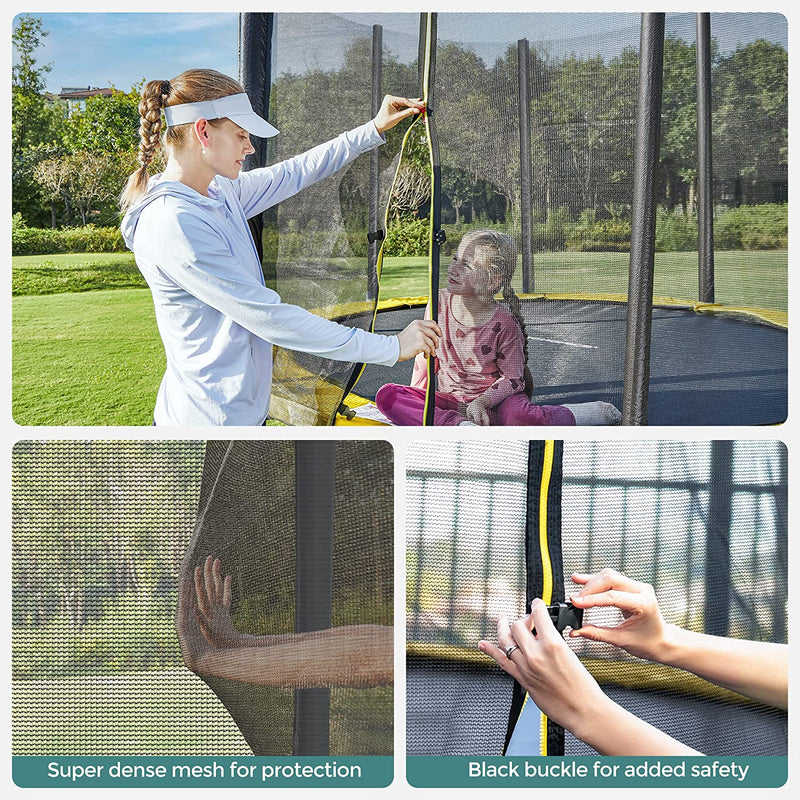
[64,87,142,154]
[34,151,121,226]
[659,36,704,212]
[713,39,787,205]
[33,150,70,226]
[12,15,64,158]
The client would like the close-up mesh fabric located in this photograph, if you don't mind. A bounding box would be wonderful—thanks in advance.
[11,440,393,757]
[181,439,393,756]
[406,440,787,756]
[242,12,786,426]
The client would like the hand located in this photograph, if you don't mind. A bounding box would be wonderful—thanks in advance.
[568,569,669,661]
[194,555,249,650]
[465,395,491,425]
[479,599,608,735]
[397,319,441,362]
[176,569,212,672]
[373,95,425,134]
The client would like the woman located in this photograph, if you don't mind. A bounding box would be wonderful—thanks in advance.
[120,69,439,425]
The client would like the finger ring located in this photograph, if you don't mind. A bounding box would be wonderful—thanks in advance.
[505,644,519,659]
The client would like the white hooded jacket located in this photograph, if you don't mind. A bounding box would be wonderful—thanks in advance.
[121,121,399,426]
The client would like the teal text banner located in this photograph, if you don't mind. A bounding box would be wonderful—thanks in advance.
[14,756,392,788]
[408,756,786,788]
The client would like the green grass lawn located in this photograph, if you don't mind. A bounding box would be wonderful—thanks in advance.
[380,250,788,311]
[12,252,146,296]
[12,670,251,755]
[12,249,787,426]
[13,288,164,426]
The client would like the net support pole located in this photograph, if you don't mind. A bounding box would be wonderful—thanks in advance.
[704,440,732,637]
[696,12,715,303]
[293,441,335,755]
[368,24,383,301]
[239,13,274,268]
[518,39,534,293]
[422,12,442,426]
[621,13,665,426]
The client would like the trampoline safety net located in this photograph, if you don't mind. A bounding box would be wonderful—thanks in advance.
[244,12,786,426]
[406,440,787,756]
[11,440,393,757]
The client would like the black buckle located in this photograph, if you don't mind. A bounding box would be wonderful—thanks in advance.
[367,229,386,244]
[547,601,583,633]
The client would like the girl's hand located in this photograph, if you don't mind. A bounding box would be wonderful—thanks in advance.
[479,599,608,735]
[568,569,670,662]
[465,395,492,425]
[373,95,425,134]
[194,555,248,650]
[397,319,441,362]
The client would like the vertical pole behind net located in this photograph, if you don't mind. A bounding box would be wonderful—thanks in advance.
[621,13,665,426]
[696,12,715,303]
[293,441,336,755]
[518,39,533,294]
[423,12,442,426]
[368,25,383,301]
[704,440,732,637]
[239,13,274,269]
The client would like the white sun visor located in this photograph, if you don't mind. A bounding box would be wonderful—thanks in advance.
[163,92,279,138]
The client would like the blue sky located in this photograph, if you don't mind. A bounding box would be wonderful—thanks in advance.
[15,12,788,95]
[15,13,238,93]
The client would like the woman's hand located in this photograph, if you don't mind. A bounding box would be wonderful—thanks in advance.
[479,598,608,736]
[397,319,441,362]
[568,569,669,661]
[194,555,249,650]
[373,95,425,134]
[465,394,492,425]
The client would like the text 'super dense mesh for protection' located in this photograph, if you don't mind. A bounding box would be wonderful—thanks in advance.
[12,440,393,757]
[406,440,787,756]
[181,440,394,756]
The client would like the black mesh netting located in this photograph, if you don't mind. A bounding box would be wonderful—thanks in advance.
[406,440,787,756]
[261,13,421,425]
[251,12,785,426]
[180,439,393,756]
[12,440,393,756]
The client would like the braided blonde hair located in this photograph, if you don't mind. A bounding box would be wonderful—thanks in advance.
[119,69,244,211]
[456,229,534,398]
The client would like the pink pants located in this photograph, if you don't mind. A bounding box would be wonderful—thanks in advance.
[375,384,576,426]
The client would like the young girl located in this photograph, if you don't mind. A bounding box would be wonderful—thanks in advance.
[375,229,621,426]
[119,69,440,426]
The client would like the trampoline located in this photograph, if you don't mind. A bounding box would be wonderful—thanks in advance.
[356,298,787,426]
[406,440,788,756]
[236,12,786,426]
